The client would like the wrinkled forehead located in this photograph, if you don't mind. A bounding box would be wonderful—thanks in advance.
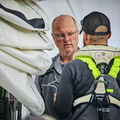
[54,25,77,33]
[52,17,77,33]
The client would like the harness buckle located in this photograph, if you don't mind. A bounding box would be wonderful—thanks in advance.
[90,93,110,112]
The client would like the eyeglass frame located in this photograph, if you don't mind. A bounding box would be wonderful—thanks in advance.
[52,30,78,40]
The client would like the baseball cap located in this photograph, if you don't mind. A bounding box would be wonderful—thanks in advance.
[80,11,111,35]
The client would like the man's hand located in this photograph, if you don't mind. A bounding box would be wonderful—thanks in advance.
[54,93,56,102]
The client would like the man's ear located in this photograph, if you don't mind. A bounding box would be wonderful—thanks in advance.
[108,31,112,39]
[83,32,88,41]
[83,32,91,46]
[51,33,54,37]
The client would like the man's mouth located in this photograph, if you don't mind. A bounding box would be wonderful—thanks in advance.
[64,44,71,47]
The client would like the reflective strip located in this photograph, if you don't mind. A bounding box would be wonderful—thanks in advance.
[73,94,91,106]
[75,56,101,79]
[106,89,114,93]
[108,57,120,78]
[109,95,120,107]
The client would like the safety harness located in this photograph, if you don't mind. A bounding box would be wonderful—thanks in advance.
[73,45,120,120]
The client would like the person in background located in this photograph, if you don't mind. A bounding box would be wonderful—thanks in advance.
[54,11,120,120]
[35,14,79,119]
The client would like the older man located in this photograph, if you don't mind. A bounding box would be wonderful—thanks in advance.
[35,14,79,119]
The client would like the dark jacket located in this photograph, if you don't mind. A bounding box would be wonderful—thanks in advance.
[54,58,120,120]
[35,54,61,120]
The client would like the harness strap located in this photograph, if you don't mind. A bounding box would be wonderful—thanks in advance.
[75,56,101,79]
[73,94,91,106]
[95,77,106,94]
[109,95,120,107]
[73,94,120,107]
[108,57,120,78]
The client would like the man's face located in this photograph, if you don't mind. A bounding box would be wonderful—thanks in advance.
[52,18,79,56]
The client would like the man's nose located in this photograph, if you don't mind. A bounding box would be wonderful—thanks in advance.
[63,34,70,41]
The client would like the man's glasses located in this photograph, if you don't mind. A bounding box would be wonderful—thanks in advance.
[52,30,78,40]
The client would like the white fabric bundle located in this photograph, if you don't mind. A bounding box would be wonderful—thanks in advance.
[0,0,54,116]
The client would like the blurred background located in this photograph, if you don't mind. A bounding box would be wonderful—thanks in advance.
[37,0,120,57]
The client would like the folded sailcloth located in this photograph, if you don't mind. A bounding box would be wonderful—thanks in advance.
[0,0,54,116]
